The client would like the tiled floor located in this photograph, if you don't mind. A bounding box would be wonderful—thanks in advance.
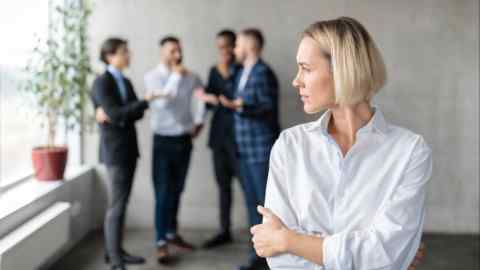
[49,229,479,270]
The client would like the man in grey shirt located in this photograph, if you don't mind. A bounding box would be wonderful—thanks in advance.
[144,36,205,264]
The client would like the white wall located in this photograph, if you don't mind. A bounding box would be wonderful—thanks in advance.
[85,0,479,234]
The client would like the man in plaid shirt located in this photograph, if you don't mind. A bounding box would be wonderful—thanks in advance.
[219,28,280,270]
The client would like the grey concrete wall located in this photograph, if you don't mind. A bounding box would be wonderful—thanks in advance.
[84,0,479,233]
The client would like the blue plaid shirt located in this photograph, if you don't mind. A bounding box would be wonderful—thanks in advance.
[233,59,280,163]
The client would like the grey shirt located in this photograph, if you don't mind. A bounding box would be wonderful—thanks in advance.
[144,64,205,136]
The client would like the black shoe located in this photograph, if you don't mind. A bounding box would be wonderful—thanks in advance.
[105,249,146,265]
[237,257,269,270]
[203,231,233,249]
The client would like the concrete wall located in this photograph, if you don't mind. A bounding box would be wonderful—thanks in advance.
[84,0,479,233]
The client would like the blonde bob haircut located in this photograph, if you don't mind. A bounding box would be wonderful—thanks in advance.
[302,17,387,106]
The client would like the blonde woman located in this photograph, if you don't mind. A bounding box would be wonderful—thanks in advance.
[250,17,431,270]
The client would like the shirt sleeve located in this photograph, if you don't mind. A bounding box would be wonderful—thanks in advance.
[164,72,181,97]
[144,71,181,107]
[265,132,320,269]
[191,75,206,125]
[322,136,433,270]
[92,77,148,127]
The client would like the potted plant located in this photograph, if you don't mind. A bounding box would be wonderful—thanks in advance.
[22,0,92,181]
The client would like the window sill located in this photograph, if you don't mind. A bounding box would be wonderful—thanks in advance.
[0,165,93,221]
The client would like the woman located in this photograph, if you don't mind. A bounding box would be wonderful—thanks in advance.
[250,17,431,270]
[195,29,241,248]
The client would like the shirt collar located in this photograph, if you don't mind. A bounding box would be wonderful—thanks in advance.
[107,65,123,79]
[306,106,389,137]
[157,63,169,74]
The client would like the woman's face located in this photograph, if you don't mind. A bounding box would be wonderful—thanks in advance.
[292,36,335,114]
[216,36,234,64]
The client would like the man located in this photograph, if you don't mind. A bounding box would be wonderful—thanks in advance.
[219,29,280,270]
[144,36,205,264]
[195,29,240,249]
[91,38,161,270]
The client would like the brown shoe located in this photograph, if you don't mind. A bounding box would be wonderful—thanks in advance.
[156,245,171,265]
[167,235,196,251]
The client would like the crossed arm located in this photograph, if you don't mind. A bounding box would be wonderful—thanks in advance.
[251,136,431,270]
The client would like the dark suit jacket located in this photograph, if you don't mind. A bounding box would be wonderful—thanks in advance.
[90,70,149,165]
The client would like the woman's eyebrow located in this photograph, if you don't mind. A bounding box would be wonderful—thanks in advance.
[298,62,312,67]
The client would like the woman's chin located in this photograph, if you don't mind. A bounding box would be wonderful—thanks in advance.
[303,105,318,114]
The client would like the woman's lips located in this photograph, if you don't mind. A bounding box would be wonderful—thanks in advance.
[300,95,309,102]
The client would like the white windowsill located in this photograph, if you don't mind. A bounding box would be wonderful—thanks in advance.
[0,165,93,221]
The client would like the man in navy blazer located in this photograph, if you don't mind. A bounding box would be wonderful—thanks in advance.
[219,28,280,270]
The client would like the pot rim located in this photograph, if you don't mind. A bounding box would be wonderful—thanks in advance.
[32,145,69,153]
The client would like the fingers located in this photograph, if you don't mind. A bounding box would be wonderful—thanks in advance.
[250,224,261,234]
[95,108,110,123]
[257,205,273,219]
[252,238,267,257]
[194,88,204,99]
[218,95,227,103]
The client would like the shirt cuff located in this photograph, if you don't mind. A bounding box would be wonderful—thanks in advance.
[322,234,339,270]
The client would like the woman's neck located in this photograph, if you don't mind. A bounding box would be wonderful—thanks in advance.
[328,101,374,155]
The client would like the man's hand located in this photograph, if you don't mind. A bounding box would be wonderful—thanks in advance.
[191,124,204,139]
[408,242,426,270]
[250,206,289,258]
[219,95,243,110]
[194,88,219,105]
[96,107,110,124]
[145,91,169,102]
[172,63,188,76]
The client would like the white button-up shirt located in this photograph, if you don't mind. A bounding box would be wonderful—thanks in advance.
[265,108,432,270]
[144,64,205,136]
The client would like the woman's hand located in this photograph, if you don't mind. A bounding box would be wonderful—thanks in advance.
[250,206,290,258]
[218,95,243,111]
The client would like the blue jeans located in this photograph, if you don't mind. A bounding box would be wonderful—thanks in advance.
[152,134,192,245]
[239,159,269,227]
[239,158,269,262]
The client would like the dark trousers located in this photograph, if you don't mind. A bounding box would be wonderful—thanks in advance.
[152,134,192,245]
[239,159,269,227]
[104,161,137,265]
[239,158,269,261]
[211,142,239,233]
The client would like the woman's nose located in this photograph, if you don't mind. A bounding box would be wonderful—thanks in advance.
[292,74,302,88]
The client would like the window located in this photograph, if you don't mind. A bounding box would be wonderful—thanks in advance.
[0,1,80,189]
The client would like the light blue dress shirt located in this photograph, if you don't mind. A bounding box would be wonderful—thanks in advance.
[107,65,128,103]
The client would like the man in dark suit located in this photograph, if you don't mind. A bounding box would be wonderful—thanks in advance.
[219,29,280,270]
[91,38,161,270]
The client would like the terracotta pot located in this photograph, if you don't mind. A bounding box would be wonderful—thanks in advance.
[32,146,68,181]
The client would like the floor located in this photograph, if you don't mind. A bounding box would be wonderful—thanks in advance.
[49,229,479,270]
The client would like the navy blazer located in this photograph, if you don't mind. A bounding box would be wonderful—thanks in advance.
[90,70,149,165]
[233,59,280,163]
